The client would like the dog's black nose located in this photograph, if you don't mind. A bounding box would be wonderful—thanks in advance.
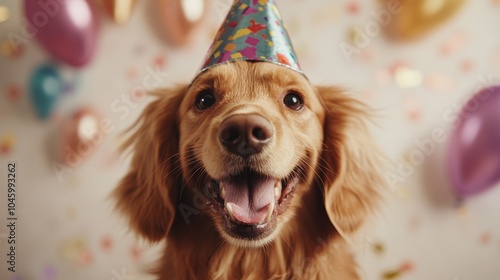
[219,114,274,157]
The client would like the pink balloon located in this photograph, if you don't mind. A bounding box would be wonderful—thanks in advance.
[448,86,500,197]
[24,0,99,67]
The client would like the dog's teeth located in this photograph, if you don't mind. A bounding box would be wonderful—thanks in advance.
[264,202,274,223]
[274,181,282,201]
[226,202,235,220]
[220,184,226,199]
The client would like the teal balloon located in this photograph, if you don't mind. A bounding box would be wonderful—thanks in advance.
[30,64,62,119]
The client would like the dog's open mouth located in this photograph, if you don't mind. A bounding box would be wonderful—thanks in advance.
[205,168,299,241]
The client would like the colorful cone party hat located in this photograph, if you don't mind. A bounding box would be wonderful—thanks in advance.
[198,0,303,76]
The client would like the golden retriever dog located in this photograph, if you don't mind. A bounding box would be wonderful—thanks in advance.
[114,61,384,279]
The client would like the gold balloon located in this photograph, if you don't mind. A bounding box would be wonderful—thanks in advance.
[386,0,466,40]
[97,0,137,24]
[156,0,207,46]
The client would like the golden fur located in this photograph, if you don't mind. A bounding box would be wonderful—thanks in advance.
[114,61,384,279]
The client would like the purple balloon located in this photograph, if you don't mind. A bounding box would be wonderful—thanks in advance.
[448,86,500,197]
[24,0,99,67]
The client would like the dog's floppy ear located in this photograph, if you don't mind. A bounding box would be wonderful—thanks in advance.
[316,86,385,239]
[114,85,187,242]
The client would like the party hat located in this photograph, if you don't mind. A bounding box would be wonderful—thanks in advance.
[198,0,303,76]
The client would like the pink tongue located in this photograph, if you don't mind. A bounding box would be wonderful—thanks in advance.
[223,172,276,224]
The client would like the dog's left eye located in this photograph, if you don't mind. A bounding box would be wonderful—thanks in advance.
[195,90,216,110]
[283,92,303,111]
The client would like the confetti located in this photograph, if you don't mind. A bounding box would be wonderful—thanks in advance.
[375,69,391,86]
[6,84,22,102]
[400,260,414,272]
[0,133,16,156]
[440,32,468,56]
[100,235,113,252]
[456,205,469,220]
[131,87,147,103]
[395,66,423,89]
[130,245,142,262]
[347,26,363,45]
[0,40,24,58]
[77,250,93,266]
[425,73,454,92]
[404,96,421,122]
[59,237,86,261]
[480,232,492,245]
[371,242,385,255]
[461,60,474,73]
[127,67,138,80]
[0,6,9,23]
[360,49,375,63]
[409,216,421,231]
[43,265,57,280]
[154,55,167,69]
[346,1,360,15]
[382,269,401,279]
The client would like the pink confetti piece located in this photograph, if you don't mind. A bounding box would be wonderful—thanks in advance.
[131,87,147,103]
[346,1,360,15]
[77,250,93,266]
[461,60,474,73]
[127,67,138,80]
[6,84,21,102]
[400,260,414,272]
[404,96,421,122]
[360,49,375,63]
[425,73,454,92]
[130,245,142,262]
[439,31,468,56]
[154,55,167,69]
[409,216,421,231]
[375,69,391,86]
[100,235,113,252]
[480,232,492,245]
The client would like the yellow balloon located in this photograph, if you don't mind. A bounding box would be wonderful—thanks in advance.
[387,0,467,40]
[97,0,137,24]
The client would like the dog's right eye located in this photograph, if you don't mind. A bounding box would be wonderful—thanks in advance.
[195,90,216,110]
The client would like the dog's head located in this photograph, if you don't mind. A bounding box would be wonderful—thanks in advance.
[115,61,383,247]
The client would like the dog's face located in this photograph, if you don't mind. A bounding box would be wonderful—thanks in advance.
[177,62,325,246]
[115,61,383,249]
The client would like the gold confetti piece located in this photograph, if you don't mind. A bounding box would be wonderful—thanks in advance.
[0,6,9,23]
[59,238,87,260]
[372,242,385,255]
[395,66,423,89]
[456,205,469,220]
[0,133,15,156]
[382,269,402,280]
[0,40,24,58]
[347,26,362,45]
